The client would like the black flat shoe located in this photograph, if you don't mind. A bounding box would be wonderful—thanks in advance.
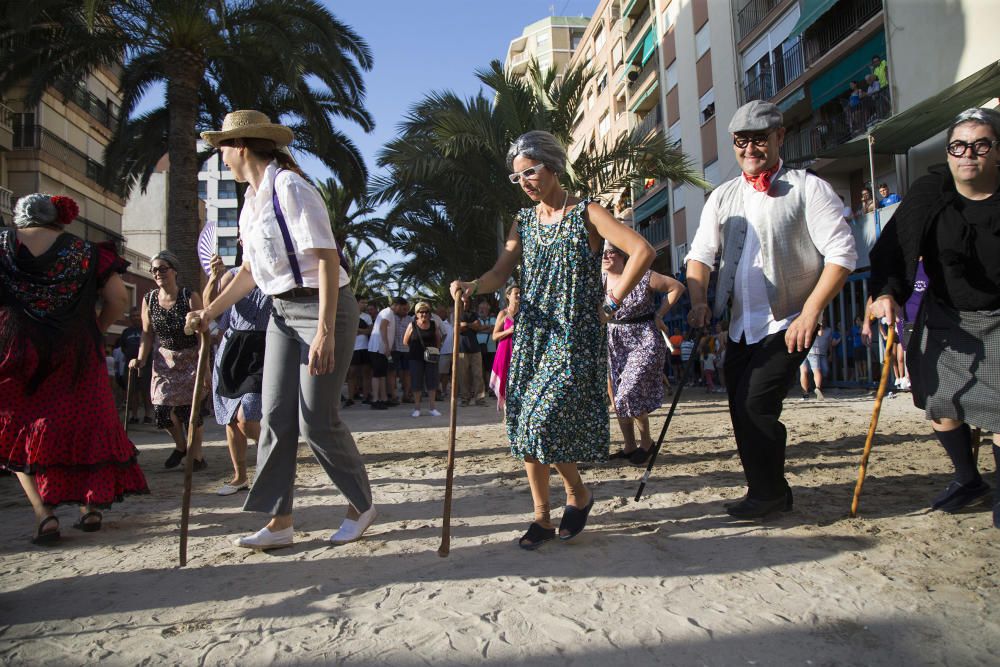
[32,516,60,545]
[73,510,103,533]
[559,495,595,541]
[725,487,793,512]
[932,479,991,513]
[628,447,652,465]
[518,522,556,550]
[726,495,787,519]
[608,449,632,460]
[164,449,186,469]
[192,458,208,472]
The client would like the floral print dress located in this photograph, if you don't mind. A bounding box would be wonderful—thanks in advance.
[506,200,609,464]
[605,270,666,417]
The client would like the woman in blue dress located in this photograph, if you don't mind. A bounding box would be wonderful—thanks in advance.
[205,255,272,496]
[451,131,654,550]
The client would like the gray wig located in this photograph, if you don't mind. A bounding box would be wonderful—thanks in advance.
[947,107,1000,142]
[13,193,60,229]
[506,130,567,175]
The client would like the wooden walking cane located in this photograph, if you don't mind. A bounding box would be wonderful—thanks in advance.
[179,325,212,567]
[438,291,464,557]
[122,367,135,434]
[850,325,897,517]
[634,328,703,502]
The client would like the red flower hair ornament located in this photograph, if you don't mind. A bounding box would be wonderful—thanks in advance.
[50,196,79,225]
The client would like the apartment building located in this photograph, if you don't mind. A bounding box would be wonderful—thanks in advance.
[504,16,591,79]
[197,145,241,267]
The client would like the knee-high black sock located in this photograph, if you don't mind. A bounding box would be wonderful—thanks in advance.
[993,444,1000,494]
[935,424,979,485]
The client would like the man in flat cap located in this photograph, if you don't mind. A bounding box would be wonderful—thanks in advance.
[685,100,858,518]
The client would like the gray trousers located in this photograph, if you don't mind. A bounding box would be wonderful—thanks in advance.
[244,288,373,516]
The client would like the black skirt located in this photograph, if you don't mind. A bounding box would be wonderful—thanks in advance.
[217,330,266,399]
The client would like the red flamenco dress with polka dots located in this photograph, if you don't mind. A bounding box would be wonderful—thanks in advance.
[0,227,149,508]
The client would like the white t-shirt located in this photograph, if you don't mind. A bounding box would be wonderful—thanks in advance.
[355,312,372,351]
[367,307,396,356]
[239,161,348,295]
[434,315,454,354]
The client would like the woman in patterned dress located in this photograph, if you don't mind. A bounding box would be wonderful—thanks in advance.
[451,131,655,550]
[130,250,206,470]
[0,194,148,544]
[205,254,271,496]
[602,243,684,465]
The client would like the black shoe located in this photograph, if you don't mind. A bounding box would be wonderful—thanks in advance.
[628,447,652,465]
[192,458,208,472]
[164,449,186,469]
[559,494,595,541]
[608,449,631,460]
[385,400,399,407]
[128,416,139,425]
[518,522,556,550]
[373,401,389,411]
[932,479,991,513]
[726,495,788,519]
[72,510,103,532]
[725,487,793,511]
[343,399,355,407]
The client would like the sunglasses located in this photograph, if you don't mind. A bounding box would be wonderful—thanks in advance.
[416,310,430,315]
[733,133,772,149]
[946,138,998,158]
[508,164,545,184]
[602,250,620,258]
[150,265,173,275]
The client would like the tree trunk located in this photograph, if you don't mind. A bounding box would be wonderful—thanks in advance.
[164,54,204,287]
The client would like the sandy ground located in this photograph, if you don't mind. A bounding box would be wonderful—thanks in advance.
[1,387,998,666]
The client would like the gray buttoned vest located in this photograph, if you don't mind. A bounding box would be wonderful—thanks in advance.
[710,168,823,321]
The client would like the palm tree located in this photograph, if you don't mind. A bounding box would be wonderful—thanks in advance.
[374,58,708,296]
[2,0,374,279]
[315,178,385,256]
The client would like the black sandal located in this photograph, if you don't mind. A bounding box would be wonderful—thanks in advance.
[608,449,633,460]
[32,516,61,545]
[559,495,595,541]
[164,449,186,469]
[518,522,556,550]
[628,447,652,465]
[73,510,103,533]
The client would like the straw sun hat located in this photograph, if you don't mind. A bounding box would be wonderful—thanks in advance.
[200,110,294,148]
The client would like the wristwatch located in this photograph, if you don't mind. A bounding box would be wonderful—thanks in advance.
[602,297,620,317]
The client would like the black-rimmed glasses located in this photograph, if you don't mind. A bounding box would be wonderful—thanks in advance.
[508,164,545,184]
[732,133,772,149]
[946,138,998,158]
[150,265,173,275]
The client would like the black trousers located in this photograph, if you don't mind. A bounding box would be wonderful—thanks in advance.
[724,332,809,500]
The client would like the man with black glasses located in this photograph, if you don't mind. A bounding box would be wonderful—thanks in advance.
[870,107,1000,528]
[685,100,857,519]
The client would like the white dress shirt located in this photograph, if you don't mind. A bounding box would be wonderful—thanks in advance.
[239,161,348,295]
[367,307,396,356]
[686,164,857,344]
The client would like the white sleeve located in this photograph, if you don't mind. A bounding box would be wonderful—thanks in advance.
[805,174,858,272]
[684,188,722,269]
[276,172,338,255]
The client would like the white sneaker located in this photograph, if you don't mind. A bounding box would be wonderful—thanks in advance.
[429,409,442,417]
[329,506,378,545]
[815,388,825,400]
[411,409,421,418]
[216,482,249,496]
[234,525,294,550]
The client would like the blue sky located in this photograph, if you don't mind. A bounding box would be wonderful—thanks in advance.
[306,1,595,184]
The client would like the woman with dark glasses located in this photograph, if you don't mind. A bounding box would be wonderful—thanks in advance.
[870,107,1000,528]
[452,130,655,550]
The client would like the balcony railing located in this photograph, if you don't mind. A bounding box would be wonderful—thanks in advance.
[627,55,658,95]
[639,216,671,247]
[13,125,114,192]
[810,88,892,153]
[0,102,12,133]
[625,7,652,48]
[54,79,120,132]
[780,125,814,166]
[803,0,881,67]
[737,0,780,41]
[742,41,805,102]
[0,185,13,220]
[635,104,662,138]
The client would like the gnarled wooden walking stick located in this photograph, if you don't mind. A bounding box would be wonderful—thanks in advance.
[179,327,211,567]
[438,293,463,557]
[122,367,135,434]
[850,325,896,517]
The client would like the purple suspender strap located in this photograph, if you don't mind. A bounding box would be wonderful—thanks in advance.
[270,169,350,286]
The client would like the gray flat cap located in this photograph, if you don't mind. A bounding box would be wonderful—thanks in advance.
[728,100,783,133]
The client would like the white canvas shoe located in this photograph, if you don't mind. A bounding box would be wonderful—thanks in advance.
[329,506,378,545]
[234,525,294,550]
[429,409,442,417]
[411,409,421,418]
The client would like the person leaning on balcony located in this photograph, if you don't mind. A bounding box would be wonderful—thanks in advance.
[871,55,888,88]
[685,100,858,520]
[878,182,901,207]
[860,186,876,215]
[185,110,376,549]
[868,107,1000,528]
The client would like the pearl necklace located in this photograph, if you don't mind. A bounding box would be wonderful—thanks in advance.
[535,191,570,247]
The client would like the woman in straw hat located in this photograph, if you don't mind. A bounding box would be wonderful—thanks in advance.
[186,110,376,549]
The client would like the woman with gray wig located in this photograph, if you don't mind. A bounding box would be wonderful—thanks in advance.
[870,107,1000,528]
[1,193,148,544]
[453,130,656,549]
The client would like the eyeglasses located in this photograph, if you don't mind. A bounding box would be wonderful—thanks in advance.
[150,265,173,275]
[416,311,430,315]
[732,133,772,149]
[602,250,620,258]
[946,138,998,158]
[508,164,545,184]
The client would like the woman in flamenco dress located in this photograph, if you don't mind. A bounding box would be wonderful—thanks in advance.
[0,193,149,545]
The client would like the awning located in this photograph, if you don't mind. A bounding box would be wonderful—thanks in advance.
[789,0,838,37]
[633,187,670,225]
[626,28,656,67]
[818,59,1000,158]
[778,86,806,112]
[808,31,885,109]
[629,80,659,112]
